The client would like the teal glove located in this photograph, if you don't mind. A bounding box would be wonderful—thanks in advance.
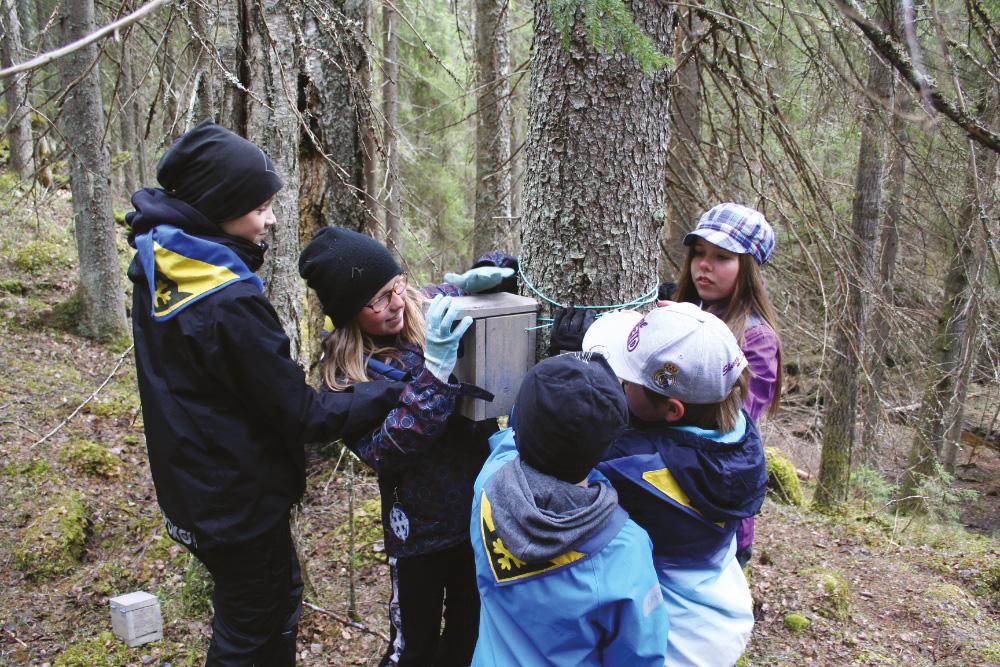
[444,266,515,293]
[424,295,474,382]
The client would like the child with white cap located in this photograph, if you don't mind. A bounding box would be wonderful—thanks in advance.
[584,303,768,667]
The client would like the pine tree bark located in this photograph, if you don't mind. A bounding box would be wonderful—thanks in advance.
[663,7,703,273]
[240,0,304,358]
[521,1,673,351]
[1,0,34,179]
[381,0,401,260]
[59,0,127,340]
[815,15,894,509]
[473,0,513,257]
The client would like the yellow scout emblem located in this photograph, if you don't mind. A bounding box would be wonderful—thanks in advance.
[480,491,586,584]
[152,240,241,317]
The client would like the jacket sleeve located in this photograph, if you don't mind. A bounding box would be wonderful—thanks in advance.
[346,365,460,476]
[202,292,403,447]
[599,532,670,667]
[742,323,780,421]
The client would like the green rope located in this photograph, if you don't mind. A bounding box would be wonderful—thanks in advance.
[518,265,659,318]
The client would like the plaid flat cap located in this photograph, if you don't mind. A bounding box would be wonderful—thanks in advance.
[683,203,775,266]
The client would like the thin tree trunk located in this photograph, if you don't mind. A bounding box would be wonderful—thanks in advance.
[663,7,703,273]
[60,0,127,340]
[360,0,381,241]
[861,94,908,466]
[521,1,673,355]
[815,13,894,509]
[509,82,523,242]
[902,138,997,499]
[473,0,513,257]
[2,0,34,179]
[117,35,139,193]
[241,0,304,358]
[189,0,217,122]
[381,0,401,261]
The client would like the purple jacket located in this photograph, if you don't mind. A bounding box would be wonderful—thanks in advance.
[737,312,780,551]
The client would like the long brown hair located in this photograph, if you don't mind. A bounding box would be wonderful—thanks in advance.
[320,285,427,392]
[675,246,783,418]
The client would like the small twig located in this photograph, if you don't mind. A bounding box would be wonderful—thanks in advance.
[30,345,134,450]
[302,601,389,642]
[5,627,28,648]
[861,494,927,520]
[0,420,40,436]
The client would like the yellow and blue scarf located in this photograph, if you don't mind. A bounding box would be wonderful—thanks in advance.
[134,224,263,321]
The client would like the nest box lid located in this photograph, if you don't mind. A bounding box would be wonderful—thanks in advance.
[110,591,158,611]
[442,292,538,318]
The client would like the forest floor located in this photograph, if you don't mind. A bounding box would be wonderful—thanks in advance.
[1,193,998,666]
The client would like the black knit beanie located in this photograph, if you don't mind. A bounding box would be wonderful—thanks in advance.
[156,120,283,224]
[512,353,629,483]
[298,227,403,326]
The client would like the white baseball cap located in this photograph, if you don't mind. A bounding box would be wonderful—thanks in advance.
[582,303,747,404]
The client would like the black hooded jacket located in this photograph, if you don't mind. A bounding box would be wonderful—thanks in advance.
[128,189,402,549]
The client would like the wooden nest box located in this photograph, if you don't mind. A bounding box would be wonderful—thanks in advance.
[434,292,538,421]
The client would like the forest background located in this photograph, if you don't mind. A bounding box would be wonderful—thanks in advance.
[0,0,998,665]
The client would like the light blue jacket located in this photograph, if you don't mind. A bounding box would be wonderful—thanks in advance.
[470,428,668,666]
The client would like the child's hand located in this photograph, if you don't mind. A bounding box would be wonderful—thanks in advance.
[444,266,515,293]
[423,295,474,382]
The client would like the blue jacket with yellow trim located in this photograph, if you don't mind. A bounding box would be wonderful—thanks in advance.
[596,411,767,568]
[470,429,669,666]
[127,189,402,549]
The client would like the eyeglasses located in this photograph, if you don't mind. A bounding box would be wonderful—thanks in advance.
[365,274,408,313]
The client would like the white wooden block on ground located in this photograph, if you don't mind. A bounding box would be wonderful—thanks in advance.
[109,591,163,647]
[441,293,538,420]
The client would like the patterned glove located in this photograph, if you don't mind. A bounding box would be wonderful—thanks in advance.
[444,266,515,294]
[423,295,474,382]
[548,306,597,356]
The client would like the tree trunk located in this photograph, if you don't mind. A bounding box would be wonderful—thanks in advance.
[2,0,34,179]
[300,0,373,370]
[814,21,893,510]
[381,0,401,261]
[240,0,303,358]
[59,0,127,340]
[902,137,997,500]
[117,35,139,193]
[521,1,673,354]
[189,0,217,123]
[662,7,703,274]
[360,0,381,240]
[473,0,513,257]
[861,95,908,467]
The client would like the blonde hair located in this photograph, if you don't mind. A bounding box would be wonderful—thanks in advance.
[320,285,427,391]
[675,247,783,418]
[646,369,748,433]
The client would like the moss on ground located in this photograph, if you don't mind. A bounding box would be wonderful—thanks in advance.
[783,612,811,631]
[53,631,130,666]
[15,490,89,578]
[765,446,804,506]
[331,496,386,568]
[809,567,850,620]
[60,438,122,478]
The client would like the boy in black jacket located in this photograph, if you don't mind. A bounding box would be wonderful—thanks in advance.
[127,120,402,666]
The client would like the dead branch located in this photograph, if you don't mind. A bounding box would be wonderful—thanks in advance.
[30,345,135,450]
[302,601,390,643]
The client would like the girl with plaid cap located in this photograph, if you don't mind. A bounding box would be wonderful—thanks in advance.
[667,202,783,567]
